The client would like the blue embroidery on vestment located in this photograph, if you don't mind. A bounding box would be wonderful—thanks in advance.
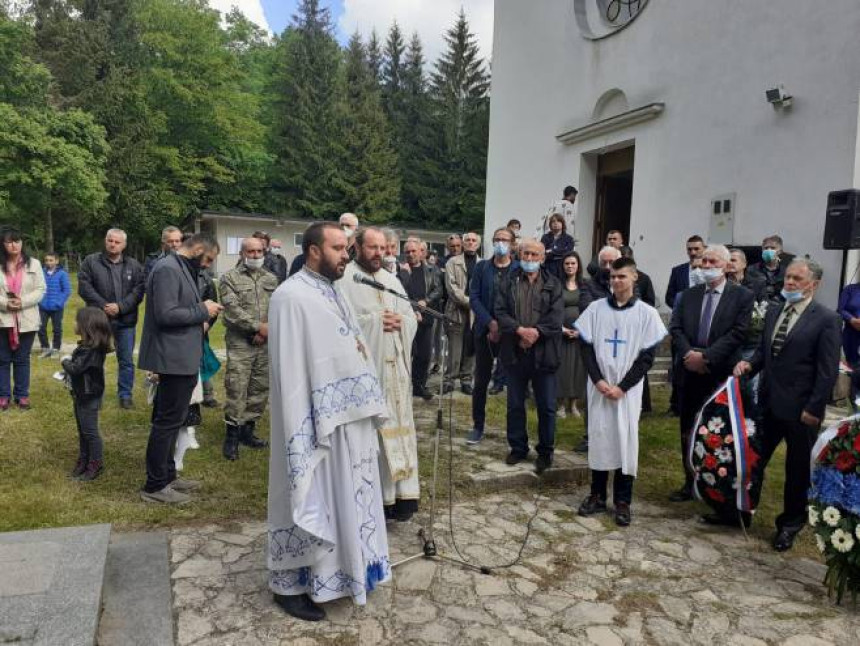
[269,527,327,560]
[286,373,384,489]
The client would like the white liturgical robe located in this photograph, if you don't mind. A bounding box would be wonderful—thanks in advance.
[575,298,667,476]
[341,262,420,508]
[267,267,391,605]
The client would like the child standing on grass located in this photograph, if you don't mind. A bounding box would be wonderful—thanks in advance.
[61,307,113,481]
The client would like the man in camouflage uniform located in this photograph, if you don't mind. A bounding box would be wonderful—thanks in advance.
[219,237,278,460]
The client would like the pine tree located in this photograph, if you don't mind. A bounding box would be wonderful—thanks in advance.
[366,29,383,85]
[428,9,491,229]
[270,0,344,217]
[339,33,401,223]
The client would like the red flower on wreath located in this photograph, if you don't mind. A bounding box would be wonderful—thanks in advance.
[706,489,726,503]
[715,390,729,406]
[706,434,723,450]
[703,454,719,470]
[838,422,851,437]
[835,451,857,472]
[853,434,860,454]
[817,445,831,463]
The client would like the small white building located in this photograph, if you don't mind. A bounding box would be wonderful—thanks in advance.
[196,211,456,276]
[485,0,860,307]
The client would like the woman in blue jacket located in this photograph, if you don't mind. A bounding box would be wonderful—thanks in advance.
[38,252,71,358]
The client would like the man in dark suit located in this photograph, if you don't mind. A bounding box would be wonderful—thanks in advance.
[727,248,767,302]
[734,258,841,551]
[138,233,223,504]
[669,244,754,501]
[664,235,706,310]
[402,237,443,400]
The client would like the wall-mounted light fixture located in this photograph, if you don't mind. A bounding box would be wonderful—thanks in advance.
[765,85,793,110]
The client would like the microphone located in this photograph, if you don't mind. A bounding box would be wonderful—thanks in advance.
[352,273,386,291]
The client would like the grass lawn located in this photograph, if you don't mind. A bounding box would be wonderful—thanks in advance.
[0,274,824,560]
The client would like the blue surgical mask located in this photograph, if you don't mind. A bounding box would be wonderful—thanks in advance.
[493,241,510,257]
[762,249,777,263]
[701,267,724,283]
[689,268,705,286]
[521,260,540,273]
[781,289,806,304]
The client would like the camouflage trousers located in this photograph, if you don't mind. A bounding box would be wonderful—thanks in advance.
[223,337,270,425]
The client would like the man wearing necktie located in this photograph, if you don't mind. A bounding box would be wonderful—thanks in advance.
[735,258,840,552]
[669,245,754,502]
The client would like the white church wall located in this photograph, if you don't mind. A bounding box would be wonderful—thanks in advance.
[485,0,860,307]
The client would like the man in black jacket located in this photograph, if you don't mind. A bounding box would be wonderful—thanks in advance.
[138,233,223,504]
[402,237,443,399]
[669,244,754,502]
[495,238,564,474]
[79,228,146,408]
[144,225,183,285]
[735,258,840,551]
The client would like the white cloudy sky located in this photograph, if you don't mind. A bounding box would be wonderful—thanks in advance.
[207,0,494,64]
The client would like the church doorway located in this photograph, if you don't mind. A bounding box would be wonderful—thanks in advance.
[592,145,635,255]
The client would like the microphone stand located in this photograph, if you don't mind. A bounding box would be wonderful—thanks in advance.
[371,282,486,576]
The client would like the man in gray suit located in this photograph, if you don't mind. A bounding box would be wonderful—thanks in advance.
[139,233,223,504]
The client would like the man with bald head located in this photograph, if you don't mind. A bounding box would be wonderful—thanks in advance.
[669,244,754,502]
[495,238,564,474]
[219,236,279,460]
[342,227,420,521]
[581,246,622,310]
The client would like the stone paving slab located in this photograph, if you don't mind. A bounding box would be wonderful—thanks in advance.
[169,496,860,646]
[0,524,111,646]
[98,532,174,646]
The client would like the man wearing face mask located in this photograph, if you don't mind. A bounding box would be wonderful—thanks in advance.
[748,235,794,301]
[734,258,840,551]
[495,238,563,474]
[665,235,706,309]
[668,244,753,502]
[443,231,481,395]
[466,227,519,444]
[139,233,223,503]
[219,237,279,460]
[340,212,360,260]
[581,246,621,310]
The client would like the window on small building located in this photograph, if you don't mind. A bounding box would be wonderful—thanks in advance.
[226,237,242,255]
[294,233,304,248]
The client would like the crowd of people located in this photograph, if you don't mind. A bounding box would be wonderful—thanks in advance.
[0,190,852,620]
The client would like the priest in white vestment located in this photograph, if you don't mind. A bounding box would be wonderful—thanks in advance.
[267,223,390,622]
[574,256,666,527]
[340,227,421,522]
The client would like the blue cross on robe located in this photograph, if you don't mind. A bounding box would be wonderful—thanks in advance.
[604,329,627,358]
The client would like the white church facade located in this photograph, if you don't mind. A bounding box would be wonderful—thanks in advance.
[484,0,860,307]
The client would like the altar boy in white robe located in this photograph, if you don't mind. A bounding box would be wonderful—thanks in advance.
[267,222,390,622]
[575,257,667,526]
[341,227,420,522]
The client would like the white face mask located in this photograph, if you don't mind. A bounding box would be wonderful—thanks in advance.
[245,257,264,270]
[343,226,356,238]
[690,268,706,286]
[383,255,398,272]
[701,267,724,283]
[270,247,282,256]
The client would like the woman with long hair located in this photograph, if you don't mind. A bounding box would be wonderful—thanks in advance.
[557,251,588,419]
[0,227,47,410]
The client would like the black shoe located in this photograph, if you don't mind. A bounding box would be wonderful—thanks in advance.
[273,593,326,622]
[578,494,607,517]
[505,452,528,466]
[488,384,504,395]
[119,398,133,410]
[413,386,434,401]
[429,364,440,375]
[700,512,751,529]
[461,384,473,396]
[668,485,694,502]
[573,437,589,454]
[223,422,240,461]
[201,398,220,408]
[239,421,268,449]
[394,509,414,522]
[441,383,454,395]
[614,502,632,527]
[772,529,797,552]
[535,454,552,475]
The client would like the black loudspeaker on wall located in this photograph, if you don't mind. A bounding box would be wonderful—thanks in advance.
[824,189,860,250]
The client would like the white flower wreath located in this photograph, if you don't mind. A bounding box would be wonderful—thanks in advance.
[832,529,855,554]
[823,507,842,528]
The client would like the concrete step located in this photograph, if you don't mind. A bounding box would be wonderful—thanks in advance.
[0,524,111,646]
[98,532,174,646]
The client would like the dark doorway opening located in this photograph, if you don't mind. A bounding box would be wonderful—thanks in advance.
[592,146,634,255]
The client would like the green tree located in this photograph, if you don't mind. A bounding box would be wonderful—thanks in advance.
[428,9,491,229]
[366,29,382,85]
[339,33,401,222]
[269,0,344,217]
